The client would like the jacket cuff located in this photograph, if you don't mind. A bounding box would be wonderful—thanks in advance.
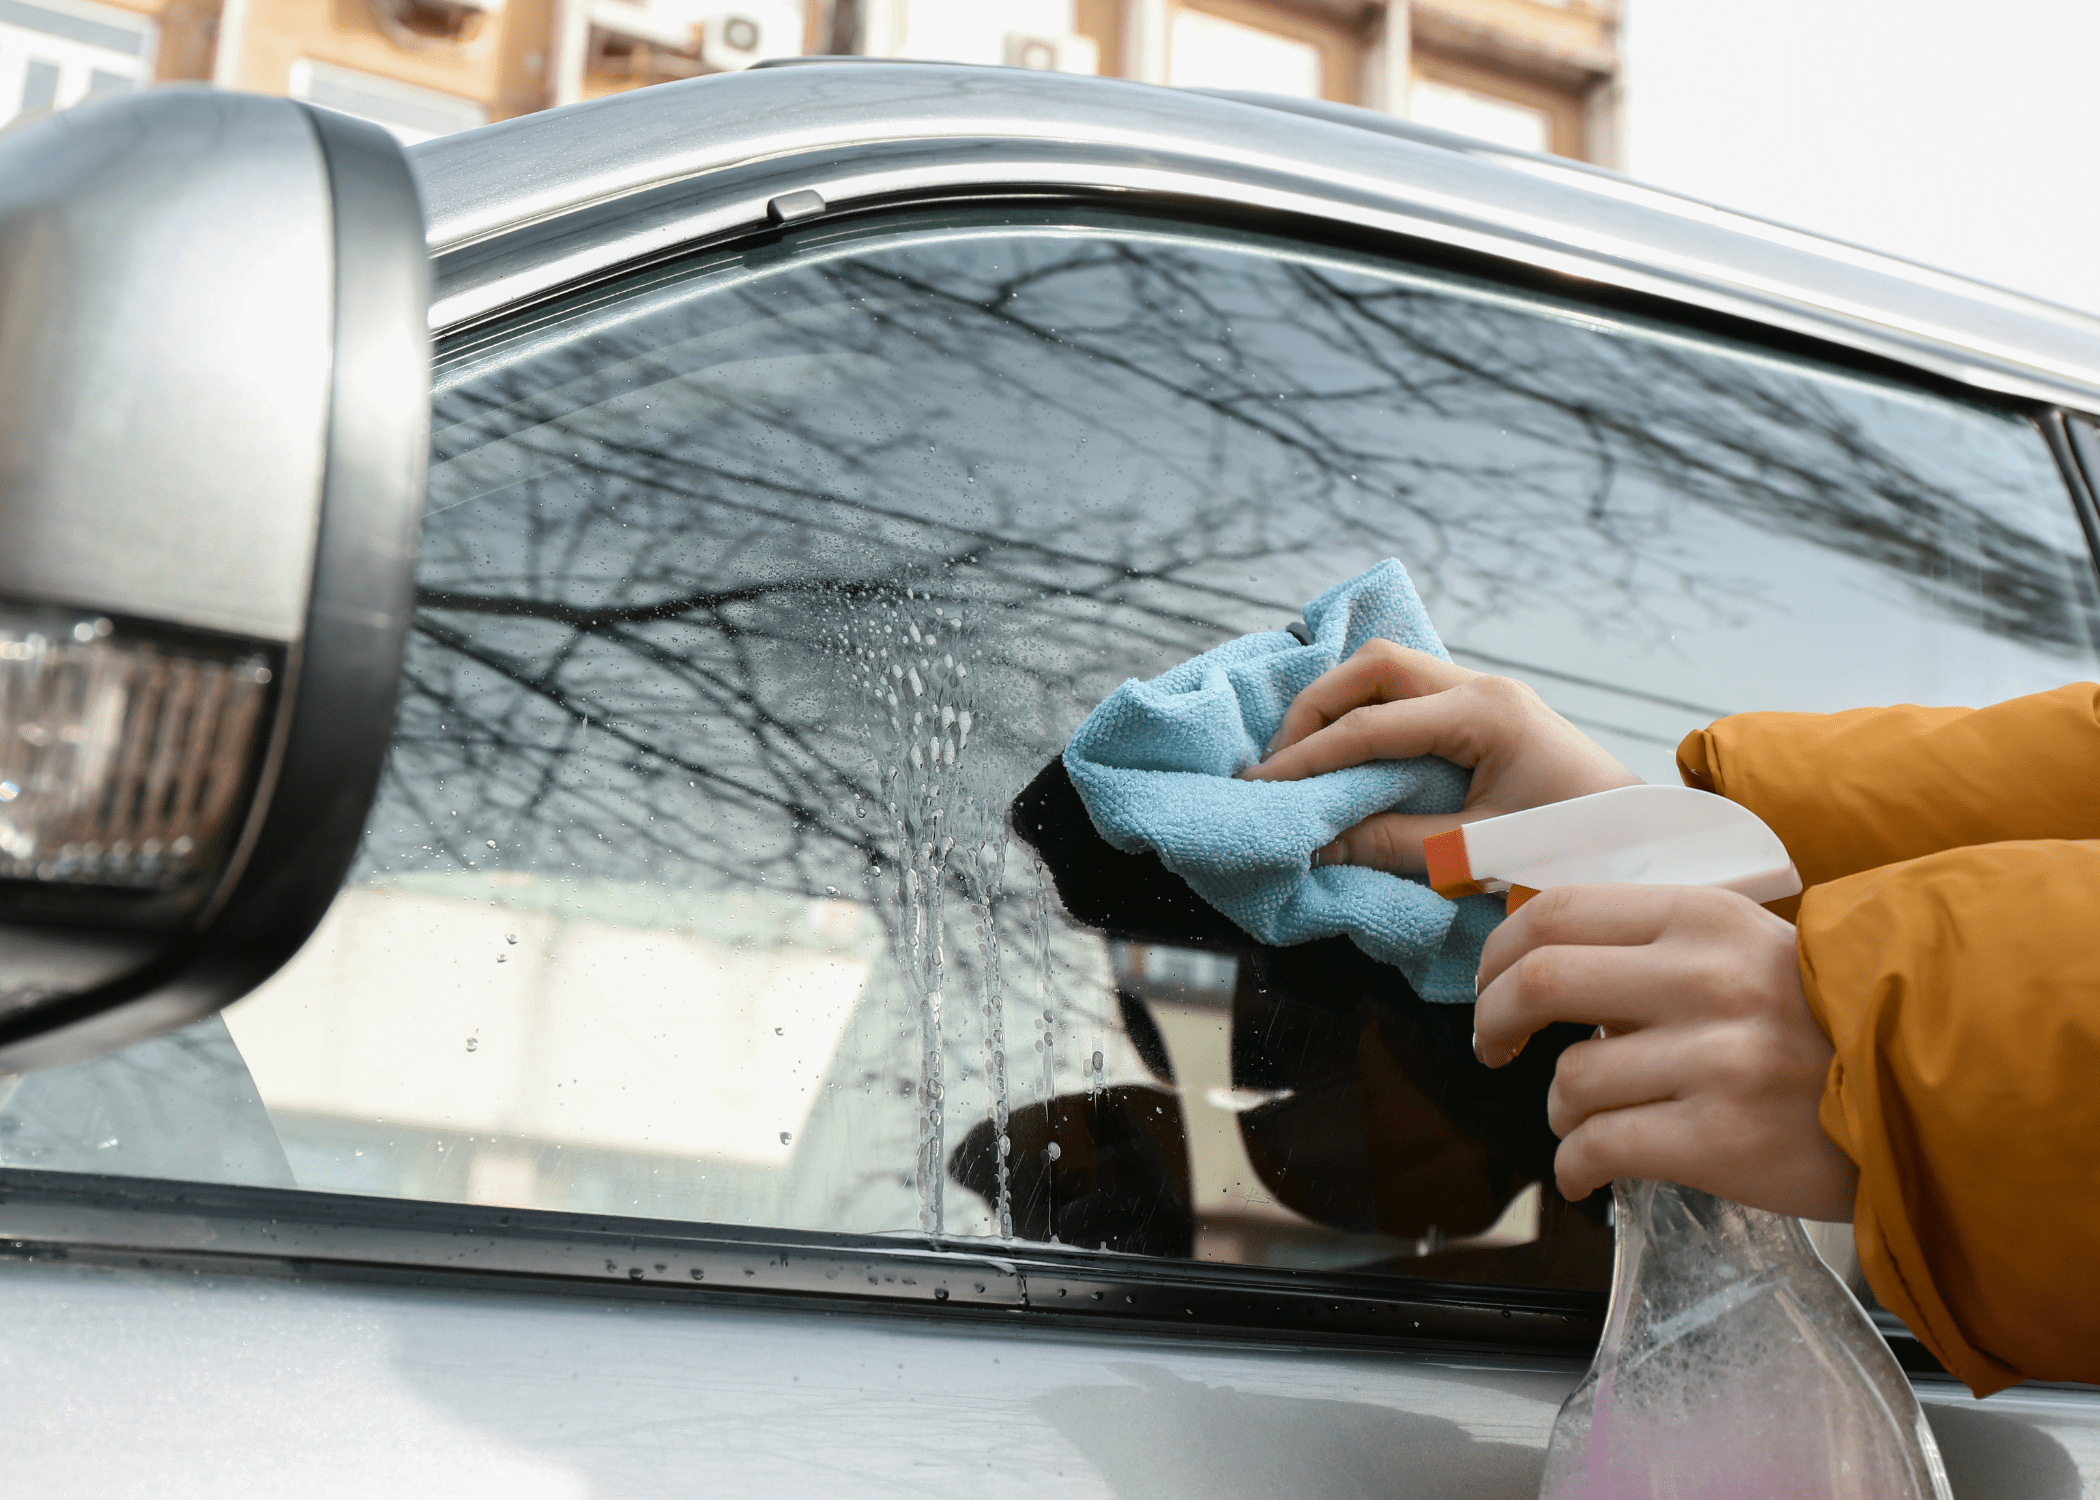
[1798,841,2100,1395]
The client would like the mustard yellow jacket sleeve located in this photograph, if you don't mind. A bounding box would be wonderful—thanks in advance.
[1797,842,2100,1395]
[1673,682,2100,1394]
[1675,683,2100,907]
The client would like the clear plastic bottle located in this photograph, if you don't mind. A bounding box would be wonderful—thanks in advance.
[1538,1179,1954,1500]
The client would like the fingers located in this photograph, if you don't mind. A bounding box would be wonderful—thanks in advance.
[1477,885,1691,991]
[1472,885,1845,1218]
[1308,810,1475,875]
[1472,940,1689,1065]
[1474,886,1777,1063]
[1244,688,1488,785]
[1545,1028,1696,1139]
[1265,642,1478,757]
[1552,1099,1704,1202]
[1550,1093,1860,1219]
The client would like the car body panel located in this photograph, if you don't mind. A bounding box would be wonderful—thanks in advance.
[3,1257,2095,1498]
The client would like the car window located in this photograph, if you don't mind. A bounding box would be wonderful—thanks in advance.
[10,207,2098,1296]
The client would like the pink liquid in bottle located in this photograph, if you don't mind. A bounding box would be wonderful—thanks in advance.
[1537,1180,1952,1500]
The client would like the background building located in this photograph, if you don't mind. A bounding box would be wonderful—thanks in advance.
[0,0,1624,159]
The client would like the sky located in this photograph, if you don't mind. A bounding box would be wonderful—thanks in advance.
[1622,0,2100,319]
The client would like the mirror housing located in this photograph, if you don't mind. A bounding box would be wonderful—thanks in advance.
[0,88,430,1072]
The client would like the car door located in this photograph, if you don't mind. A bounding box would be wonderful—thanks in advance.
[6,68,2100,1500]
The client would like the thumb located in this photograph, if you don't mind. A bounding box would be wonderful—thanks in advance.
[1311,809,1490,877]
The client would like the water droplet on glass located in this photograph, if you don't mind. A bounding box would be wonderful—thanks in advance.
[465,1037,479,1052]
[1091,1049,1105,1073]
[505,933,518,945]
[1046,1141,1062,1161]
[775,1026,784,1036]
[779,1131,793,1145]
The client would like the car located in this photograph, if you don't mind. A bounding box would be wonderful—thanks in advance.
[2,60,2098,1496]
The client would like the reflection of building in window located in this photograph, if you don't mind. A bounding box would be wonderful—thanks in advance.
[223,877,880,1217]
[0,0,155,127]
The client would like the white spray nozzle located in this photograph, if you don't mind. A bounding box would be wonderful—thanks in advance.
[1423,785,1802,911]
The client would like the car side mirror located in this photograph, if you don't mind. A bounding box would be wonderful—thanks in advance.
[0,88,430,1073]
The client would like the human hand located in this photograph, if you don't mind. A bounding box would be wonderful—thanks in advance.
[1238,641,1640,874]
[1473,884,1858,1221]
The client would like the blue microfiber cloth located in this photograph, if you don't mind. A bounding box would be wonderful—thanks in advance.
[1063,560,1504,1003]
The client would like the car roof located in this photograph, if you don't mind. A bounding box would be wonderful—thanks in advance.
[409,61,2100,413]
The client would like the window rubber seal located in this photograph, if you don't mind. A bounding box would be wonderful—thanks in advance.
[0,1166,1956,1376]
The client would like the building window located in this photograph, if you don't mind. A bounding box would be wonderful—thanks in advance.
[1405,0,1619,164]
[1411,50,1589,159]
[0,0,155,126]
[1167,8,1319,97]
[1163,0,1364,104]
[1409,75,1551,153]
[288,57,488,143]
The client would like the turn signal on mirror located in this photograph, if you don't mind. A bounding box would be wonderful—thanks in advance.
[0,606,275,894]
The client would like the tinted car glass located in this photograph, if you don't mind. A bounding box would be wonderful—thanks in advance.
[11,208,2098,1295]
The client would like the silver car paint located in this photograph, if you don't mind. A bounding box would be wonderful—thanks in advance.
[5,1258,2095,1498]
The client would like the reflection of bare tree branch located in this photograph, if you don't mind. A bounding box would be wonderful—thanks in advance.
[368,211,2098,1239]
[393,211,2099,923]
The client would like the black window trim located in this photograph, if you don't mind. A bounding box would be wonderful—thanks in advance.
[0,1170,1955,1375]
[2048,411,2100,595]
[0,1167,1601,1352]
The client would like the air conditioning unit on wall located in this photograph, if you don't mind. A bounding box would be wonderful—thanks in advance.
[699,11,767,70]
[1003,31,1099,75]
[586,0,801,67]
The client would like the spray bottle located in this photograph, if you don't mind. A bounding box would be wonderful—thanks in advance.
[1426,785,1953,1500]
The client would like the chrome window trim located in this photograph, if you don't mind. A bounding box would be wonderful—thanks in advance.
[410,63,2100,412]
